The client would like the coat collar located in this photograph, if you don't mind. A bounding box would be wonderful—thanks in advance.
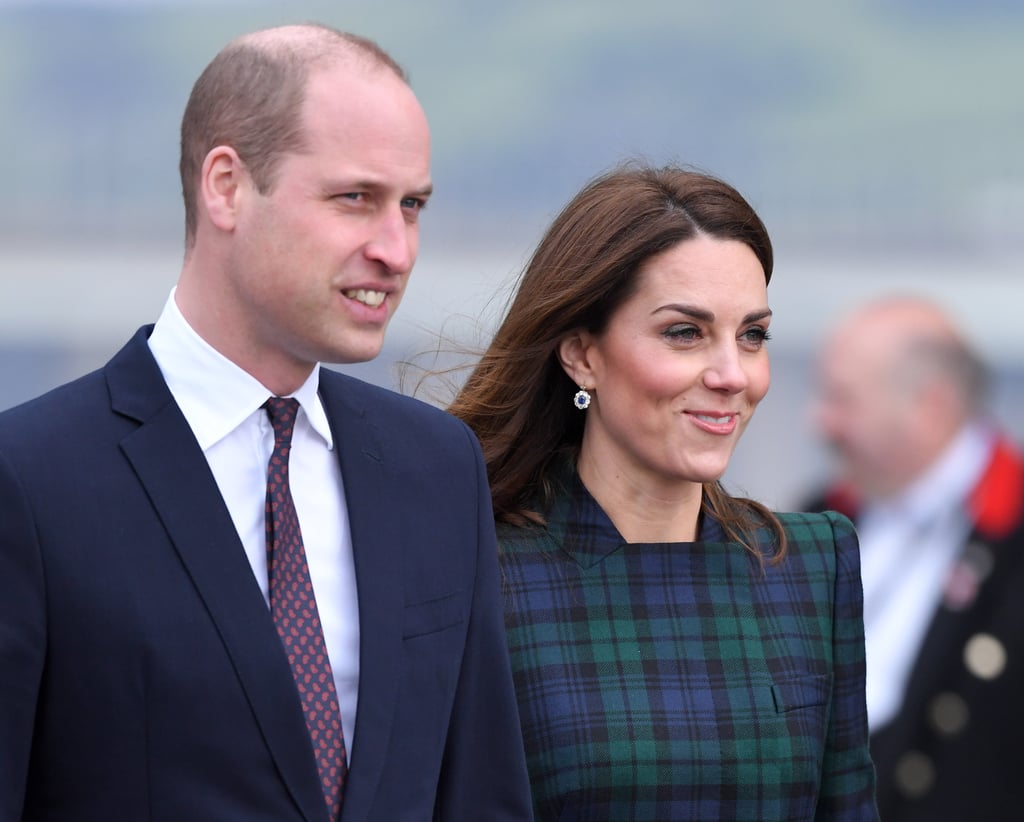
[968,435,1024,539]
[541,459,730,570]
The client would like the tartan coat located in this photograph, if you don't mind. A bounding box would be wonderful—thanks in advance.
[498,468,878,821]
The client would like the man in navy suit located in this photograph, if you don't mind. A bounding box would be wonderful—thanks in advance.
[0,23,531,821]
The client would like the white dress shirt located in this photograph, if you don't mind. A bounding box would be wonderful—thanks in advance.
[858,421,993,732]
[148,289,359,759]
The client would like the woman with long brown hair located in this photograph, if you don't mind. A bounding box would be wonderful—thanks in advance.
[450,162,877,820]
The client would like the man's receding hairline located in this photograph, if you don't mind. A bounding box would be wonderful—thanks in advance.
[229,24,404,79]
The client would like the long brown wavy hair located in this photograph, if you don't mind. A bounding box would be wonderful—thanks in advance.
[448,162,787,562]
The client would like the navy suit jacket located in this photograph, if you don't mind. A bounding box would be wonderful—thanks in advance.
[0,327,532,821]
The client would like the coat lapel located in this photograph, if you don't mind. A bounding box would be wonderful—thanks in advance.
[318,374,404,820]
[106,329,326,822]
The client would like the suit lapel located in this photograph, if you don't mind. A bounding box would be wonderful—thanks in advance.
[106,329,326,822]
[319,374,404,819]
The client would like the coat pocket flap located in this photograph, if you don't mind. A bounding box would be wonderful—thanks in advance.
[771,673,833,713]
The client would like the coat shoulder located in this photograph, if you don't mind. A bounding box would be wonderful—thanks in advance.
[774,509,857,541]
[769,509,861,580]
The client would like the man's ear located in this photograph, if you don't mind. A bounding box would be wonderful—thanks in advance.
[200,145,248,233]
[557,330,598,388]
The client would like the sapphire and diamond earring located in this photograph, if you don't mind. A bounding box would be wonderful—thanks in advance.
[573,386,591,410]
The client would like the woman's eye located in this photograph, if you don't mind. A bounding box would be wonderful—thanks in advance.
[663,325,699,341]
[742,327,772,345]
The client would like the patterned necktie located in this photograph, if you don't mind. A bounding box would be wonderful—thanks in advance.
[264,397,347,820]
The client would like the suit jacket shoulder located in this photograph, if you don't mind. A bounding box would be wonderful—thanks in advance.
[317,367,479,454]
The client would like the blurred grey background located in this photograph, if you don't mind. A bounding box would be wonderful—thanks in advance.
[2,0,1022,509]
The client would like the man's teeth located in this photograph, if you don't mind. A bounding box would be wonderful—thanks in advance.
[344,288,386,307]
[696,414,731,424]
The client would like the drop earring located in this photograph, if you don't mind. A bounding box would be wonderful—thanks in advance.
[573,386,591,410]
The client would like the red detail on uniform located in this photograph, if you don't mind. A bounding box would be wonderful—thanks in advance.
[823,484,860,520]
[968,437,1024,540]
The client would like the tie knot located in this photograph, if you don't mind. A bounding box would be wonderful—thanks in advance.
[264,397,300,443]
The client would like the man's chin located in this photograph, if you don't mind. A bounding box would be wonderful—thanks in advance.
[324,340,387,366]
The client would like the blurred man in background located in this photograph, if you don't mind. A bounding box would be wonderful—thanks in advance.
[802,294,1024,821]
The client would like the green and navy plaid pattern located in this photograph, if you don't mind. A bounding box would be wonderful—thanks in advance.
[498,472,878,821]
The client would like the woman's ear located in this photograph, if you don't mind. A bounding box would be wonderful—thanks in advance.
[557,330,597,388]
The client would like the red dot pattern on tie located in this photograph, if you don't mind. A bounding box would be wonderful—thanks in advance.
[264,397,346,821]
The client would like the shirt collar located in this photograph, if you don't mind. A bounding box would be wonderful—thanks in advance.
[147,288,334,451]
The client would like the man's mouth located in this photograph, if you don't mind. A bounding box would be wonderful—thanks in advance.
[343,288,386,308]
